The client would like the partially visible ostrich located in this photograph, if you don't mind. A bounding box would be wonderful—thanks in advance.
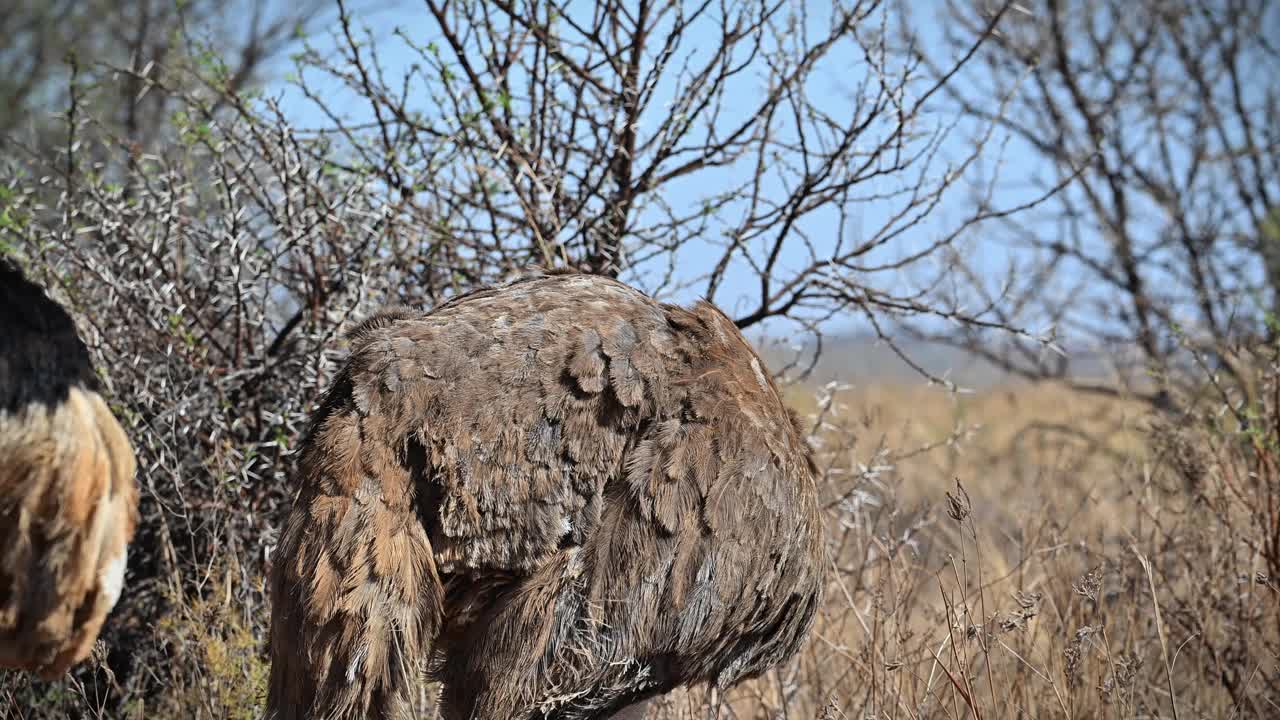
[0,259,138,678]
[268,270,825,719]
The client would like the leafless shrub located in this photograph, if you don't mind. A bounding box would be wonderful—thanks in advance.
[0,52,479,713]
[0,0,331,177]
[286,0,1051,370]
[913,0,1280,408]
[1,1,1276,718]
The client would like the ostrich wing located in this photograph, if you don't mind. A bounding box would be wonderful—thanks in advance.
[269,271,824,719]
[0,261,138,678]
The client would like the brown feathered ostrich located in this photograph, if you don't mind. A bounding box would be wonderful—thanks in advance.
[268,270,825,719]
[0,258,138,678]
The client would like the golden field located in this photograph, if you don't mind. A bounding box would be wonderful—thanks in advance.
[656,379,1278,719]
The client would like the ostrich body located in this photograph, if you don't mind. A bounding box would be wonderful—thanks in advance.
[268,271,824,719]
[0,260,138,678]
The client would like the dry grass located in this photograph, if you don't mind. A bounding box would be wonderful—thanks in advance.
[4,375,1277,719]
[647,378,1279,719]
[637,376,1269,717]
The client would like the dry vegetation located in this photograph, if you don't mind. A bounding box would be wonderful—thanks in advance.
[0,0,1277,717]
[645,371,1280,719]
[5,363,1278,718]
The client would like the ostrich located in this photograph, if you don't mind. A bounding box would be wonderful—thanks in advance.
[268,270,825,719]
[0,258,138,678]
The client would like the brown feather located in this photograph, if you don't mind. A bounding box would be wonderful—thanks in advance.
[0,261,139,679]
[268,271,824,720]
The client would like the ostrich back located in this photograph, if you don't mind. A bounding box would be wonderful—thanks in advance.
[0,259,138,678]
[268,270,825,719]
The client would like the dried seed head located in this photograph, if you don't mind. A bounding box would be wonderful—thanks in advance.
[1073,565,1104,604]
[1098,651,1141,707]
[1015,590,1043,610]
[945,480,971,522]
[1000,590,1042,633]
[1151,418,1207,491]
[817,698,846,719]
[1063,625,1099,690]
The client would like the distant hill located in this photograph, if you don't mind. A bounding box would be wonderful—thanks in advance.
[754,333,1120,389]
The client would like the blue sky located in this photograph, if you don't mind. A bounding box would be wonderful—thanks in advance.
[266,1,1044,340]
